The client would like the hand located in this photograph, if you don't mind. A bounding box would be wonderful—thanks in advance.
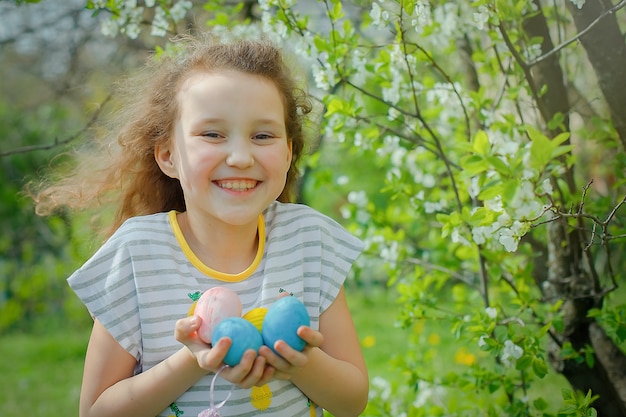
[175,315,273,388]
[258,325,324,381]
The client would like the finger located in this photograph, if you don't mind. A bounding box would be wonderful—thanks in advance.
[258,345,290,371]
[220,349,257,384]
[255,364,276,386]
[198,337,231,371]
[272,340,308,368]
[296,326,323,348]
[238,355,267,389]
[175,316,202,343]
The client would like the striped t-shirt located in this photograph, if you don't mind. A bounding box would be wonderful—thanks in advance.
[68,201,364,417]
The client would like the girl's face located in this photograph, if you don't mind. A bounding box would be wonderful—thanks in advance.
[156,70,292,228]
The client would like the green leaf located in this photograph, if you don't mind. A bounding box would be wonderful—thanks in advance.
[460,154,489,175]
[533,397,549,411]
[472,130,490,156]
[486,155,510,175]
[532,357,548,378]
[477,183,503,201]
[527,126,552,171]
[515,354,532,370]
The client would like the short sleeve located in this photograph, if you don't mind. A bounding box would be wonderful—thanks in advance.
[317,216,364,313]
[67,233,142,362]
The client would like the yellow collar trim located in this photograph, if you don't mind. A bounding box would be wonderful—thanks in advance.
[167,210,265,282]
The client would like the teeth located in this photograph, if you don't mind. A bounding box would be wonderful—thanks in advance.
[217,180,257,191]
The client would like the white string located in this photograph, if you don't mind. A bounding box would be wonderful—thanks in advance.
[197,365,234,417]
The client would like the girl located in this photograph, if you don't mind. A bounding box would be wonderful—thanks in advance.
[33,34,368,417]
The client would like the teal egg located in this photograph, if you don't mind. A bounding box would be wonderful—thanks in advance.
[262,296,310,353]
[212,317,263,366]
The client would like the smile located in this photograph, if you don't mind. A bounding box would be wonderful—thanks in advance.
[215,180,259,191]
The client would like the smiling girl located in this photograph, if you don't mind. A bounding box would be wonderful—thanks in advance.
[33,34,368,417]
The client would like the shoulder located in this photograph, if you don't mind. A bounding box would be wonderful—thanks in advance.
[75,212,173,269]
[264,201,363,251]
[107,212,172,246]
[264,201,340,227]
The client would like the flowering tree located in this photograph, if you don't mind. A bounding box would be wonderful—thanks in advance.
[17,0,626,415]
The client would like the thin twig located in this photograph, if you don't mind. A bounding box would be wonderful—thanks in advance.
[527,0,626,67]
[0,94,113,157]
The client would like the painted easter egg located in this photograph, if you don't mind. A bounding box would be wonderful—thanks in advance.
[243,307,268,333]
[194,286,242,344]
[262,296,310,353]
[212,317,264,366]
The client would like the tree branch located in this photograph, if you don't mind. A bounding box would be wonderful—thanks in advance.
[0,94,112,157]
[527,0,626,67]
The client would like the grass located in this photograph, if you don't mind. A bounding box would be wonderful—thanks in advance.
[0,326,87,415]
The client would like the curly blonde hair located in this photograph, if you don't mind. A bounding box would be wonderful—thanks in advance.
[33,34,312,238]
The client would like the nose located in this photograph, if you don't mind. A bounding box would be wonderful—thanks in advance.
[225,140,255,168]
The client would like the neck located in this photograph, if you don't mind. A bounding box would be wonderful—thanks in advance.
[177,212,260,274]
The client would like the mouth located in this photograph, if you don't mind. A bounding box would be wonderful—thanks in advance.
[215,179,259,191]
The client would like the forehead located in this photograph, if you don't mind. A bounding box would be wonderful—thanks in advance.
[178,69,281,99]
[175,70,286,118]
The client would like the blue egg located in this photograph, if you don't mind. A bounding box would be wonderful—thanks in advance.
[212,317,263,366]
[262,296,311,353]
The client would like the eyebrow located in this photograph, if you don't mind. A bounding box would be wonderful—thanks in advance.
[194,117,285,127]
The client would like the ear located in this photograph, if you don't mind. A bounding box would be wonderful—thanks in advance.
[155,143,178,179]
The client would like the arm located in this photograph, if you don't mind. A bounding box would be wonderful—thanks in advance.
[79,317,260,417]
[260,286,369,417]
[78,319,207,417]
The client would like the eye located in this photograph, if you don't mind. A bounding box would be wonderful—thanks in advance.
[253,133,273,140]
[201,131,222,139]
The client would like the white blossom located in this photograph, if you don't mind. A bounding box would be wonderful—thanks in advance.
[424,200,443,214]
[370,2,383,26]
[370,376,392,401]
[485,196,503,212]
[472,225,491,245]
[489,130,519,156]
[538,178,553,195]
[391,147,406,167]
[478,335,489,348]
[510,181,542,219]
[100,19,119,37]
[433,3,458,37]
[258,0,274,11]
[497,220,527,252]
[123,22,141,39]
[451,227,471,246]
[387,106,401,121]
[170,1,192,22]
[569,0,586,9]
[380,240,399,265]
[145,0,155,7]
[151,6,168,37]
[348,190,368,207]
[422,173,436,188]
[501,340,523,367]
[473,5,490,30]
[413,380,446,408]
[524,43,542,61]
[485,307,498,319]
[411,0,431,33]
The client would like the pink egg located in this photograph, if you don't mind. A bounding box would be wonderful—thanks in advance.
[194,286,242,344]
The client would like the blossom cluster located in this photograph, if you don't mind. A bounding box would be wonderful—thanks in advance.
[92,0,192,39]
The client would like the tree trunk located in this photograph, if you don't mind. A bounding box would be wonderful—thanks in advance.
[566,0,626,150]
[522,3,626,415]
